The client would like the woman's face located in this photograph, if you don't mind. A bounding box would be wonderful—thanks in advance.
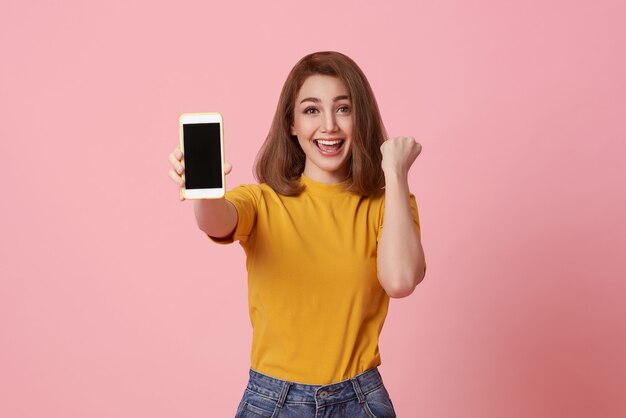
[291,74,353,184]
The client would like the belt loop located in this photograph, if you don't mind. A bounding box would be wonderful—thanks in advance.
[277,381,291,408]
[351,377,365,403]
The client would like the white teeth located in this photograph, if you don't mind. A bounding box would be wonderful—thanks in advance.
[317,139,343,145]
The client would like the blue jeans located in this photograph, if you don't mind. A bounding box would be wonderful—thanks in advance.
[235,367,397,417]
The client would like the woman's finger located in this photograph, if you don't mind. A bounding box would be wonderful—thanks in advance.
[169,152,184,174]
[168,169,184,186]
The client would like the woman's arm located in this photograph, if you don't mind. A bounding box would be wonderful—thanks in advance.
[377,137,426,298]
[194,198,238,238]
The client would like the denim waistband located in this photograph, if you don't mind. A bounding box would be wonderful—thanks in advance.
[246,367,385,406]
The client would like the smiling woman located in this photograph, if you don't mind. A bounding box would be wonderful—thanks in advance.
[291,74,354,183]
[254,51,389,197]
[168,50,426,418]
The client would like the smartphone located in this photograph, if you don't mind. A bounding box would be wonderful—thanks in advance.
[179,113,225,199]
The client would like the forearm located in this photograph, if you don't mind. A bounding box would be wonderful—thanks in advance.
[193,198,238,238]
[377,173,426,298]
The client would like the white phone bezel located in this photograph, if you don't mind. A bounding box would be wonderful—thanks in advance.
[179,113,225,199]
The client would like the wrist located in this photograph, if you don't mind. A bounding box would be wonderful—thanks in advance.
[383,169,409,184]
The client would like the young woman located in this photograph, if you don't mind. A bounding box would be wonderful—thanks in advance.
[168,51,426,418]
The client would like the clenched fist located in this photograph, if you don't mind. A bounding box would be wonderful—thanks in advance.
[380,136,422,177]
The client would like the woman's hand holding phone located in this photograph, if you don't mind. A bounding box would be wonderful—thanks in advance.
[168,146,237,237]
[168,147,232,201]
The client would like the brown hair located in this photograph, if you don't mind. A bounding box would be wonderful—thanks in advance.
[254,51,387,196]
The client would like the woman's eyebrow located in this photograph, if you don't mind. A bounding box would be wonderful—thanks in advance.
[299,95,350,104]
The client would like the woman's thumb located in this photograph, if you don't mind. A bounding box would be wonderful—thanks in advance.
[224,162,233,175]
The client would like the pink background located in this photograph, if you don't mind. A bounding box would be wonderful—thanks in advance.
[1,0,625,417]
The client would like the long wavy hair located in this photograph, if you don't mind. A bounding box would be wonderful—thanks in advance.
[254,51,387,196]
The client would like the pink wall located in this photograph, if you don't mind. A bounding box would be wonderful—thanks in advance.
[1,0,625,417]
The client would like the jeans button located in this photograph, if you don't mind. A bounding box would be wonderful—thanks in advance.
[319,391,329,399]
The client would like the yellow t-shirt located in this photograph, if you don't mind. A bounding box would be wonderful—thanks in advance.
[209,174,422,384]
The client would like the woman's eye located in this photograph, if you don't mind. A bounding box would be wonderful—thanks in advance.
[337,105,351,113]
[304,107,318,114]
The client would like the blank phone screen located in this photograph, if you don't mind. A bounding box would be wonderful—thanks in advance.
[183,123,223,189]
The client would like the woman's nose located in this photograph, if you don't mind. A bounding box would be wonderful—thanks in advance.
[321,113,338,133]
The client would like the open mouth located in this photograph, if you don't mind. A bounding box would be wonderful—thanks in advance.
[314,138,345,155]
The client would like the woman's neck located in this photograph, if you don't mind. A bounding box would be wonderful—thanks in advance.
[302,164,350,184]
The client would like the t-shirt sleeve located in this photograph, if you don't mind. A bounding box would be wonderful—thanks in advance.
[207,184,261,245]
[409,194,422,240]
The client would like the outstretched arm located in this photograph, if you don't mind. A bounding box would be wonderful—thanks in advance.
[377,137,426,298]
